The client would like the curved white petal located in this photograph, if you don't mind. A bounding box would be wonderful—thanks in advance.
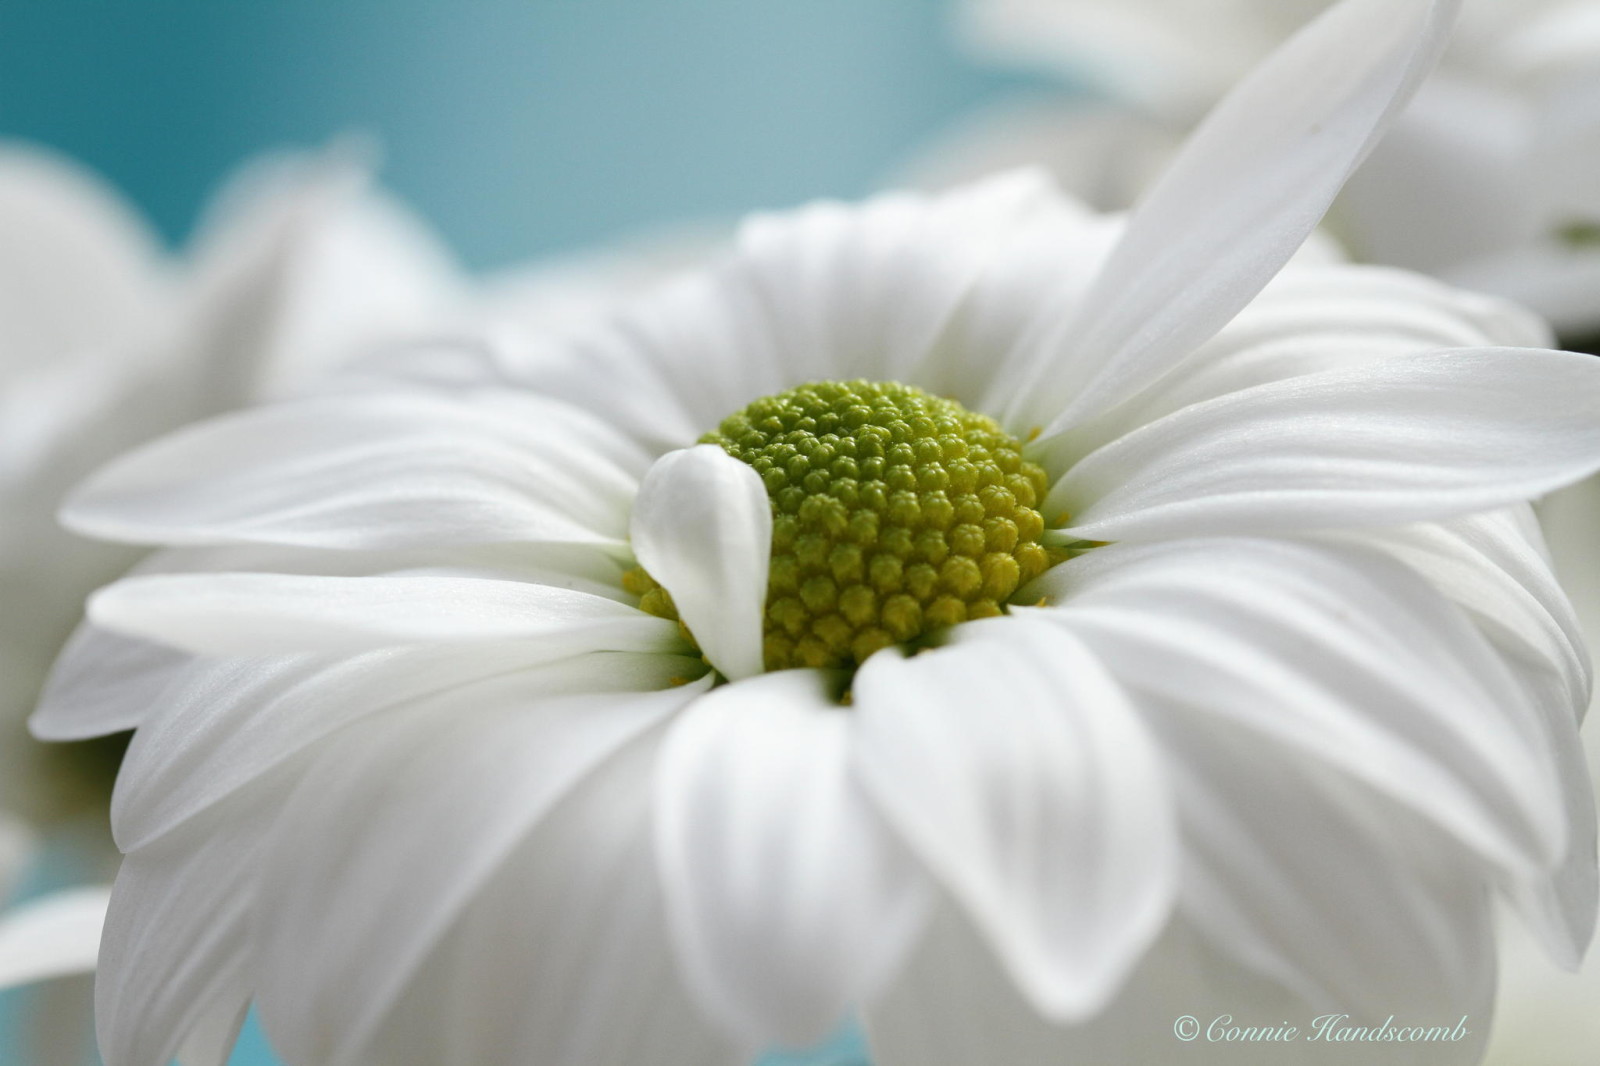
[254,672,709,1066]
[96,788,269,1066]
[1048,263,1550,462]
[1345,511,1588,721]
[338,728,742,1066]
[631,445,771,681]
[1031,537,1570,888]
[0,886,110,989]
[111,647,701,854]
[733,170,1064,389]
[63,390,645,552]
[654,669,929,1048]
[29,626,190,741]
[1351,511,1596,962]
[1012,0,1460,434]
[1159,709,1496,1020]
[524,174,1078,454]
[869,904,1488,1066]
[88,572,680,657]
[1052,347,1600,541]
[852,620,1176,1023]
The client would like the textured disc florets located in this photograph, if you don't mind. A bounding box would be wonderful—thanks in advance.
[629,380,1057,672]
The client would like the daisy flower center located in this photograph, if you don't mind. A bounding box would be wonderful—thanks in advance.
[627,380,1058,672]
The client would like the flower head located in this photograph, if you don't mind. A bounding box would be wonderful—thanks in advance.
[33,2,1600,1064]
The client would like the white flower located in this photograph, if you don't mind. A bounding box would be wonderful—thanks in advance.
[939,0,1600,333]
[33,2,1600,1064]
[0,142,461,823]
[0,141,461,1053]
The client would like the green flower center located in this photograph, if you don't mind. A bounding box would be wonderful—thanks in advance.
[627,380,1060,672]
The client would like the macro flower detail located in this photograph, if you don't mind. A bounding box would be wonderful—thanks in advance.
[26,1,1600,1065]
[629,381,1059,672]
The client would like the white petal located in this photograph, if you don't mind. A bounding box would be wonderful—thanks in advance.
[29,626,189,741]
[96,789,269,1066]
[1011,0,1460,434]
[523,175,1072,454]
[1353,512,1596,962]
[88,572,680,657]
[174,1000,251,1066]
[1049,263,1550,462]
[852,620,1176,1022]
[0,886,109,989]
[1031,536,1568,886]
[253,672,709,1066]
[631,446,771,681]
[63,389,645,552]
[517,274,782,456]
[733,171,1062,387]
[1052,347,1600,541]
[344,723,742,1066]
[654,669,929,1048]
[111,647,701,853]
[1349,511,1588,719]
[870,886,1488,1066]
[1158,708,1496,1020]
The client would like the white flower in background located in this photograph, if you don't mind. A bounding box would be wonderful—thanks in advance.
[0,141,460,1028]
[31,1,1600,1064]
[936,0,1600,335]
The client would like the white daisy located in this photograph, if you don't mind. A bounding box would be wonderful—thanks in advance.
[0,142,460,1060]
[33,2,1600,1064]
[938,0,1600,334]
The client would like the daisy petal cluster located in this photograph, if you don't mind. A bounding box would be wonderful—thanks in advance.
[0,141,461,1058]
[28,2,1600,1065]
[943,0,1600,335]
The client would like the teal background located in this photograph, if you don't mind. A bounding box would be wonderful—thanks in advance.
[0,1,1043,1063]
[0,0,1038,269]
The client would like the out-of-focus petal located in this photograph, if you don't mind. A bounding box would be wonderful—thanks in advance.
[0,886,109,989]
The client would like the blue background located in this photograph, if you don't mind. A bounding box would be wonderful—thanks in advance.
[0,0,1039,269]
[0,1,1045,1063]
